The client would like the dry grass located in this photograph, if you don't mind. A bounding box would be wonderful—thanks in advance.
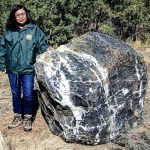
[129,40,150,51]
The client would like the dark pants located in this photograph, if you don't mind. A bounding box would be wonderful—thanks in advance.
[8,73,34,115]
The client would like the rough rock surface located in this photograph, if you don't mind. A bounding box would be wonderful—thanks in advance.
[35,32,147,145]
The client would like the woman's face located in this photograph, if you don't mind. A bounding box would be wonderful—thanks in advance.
[15,8,27,25]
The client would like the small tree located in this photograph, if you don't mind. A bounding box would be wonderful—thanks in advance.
[108,0,149,42]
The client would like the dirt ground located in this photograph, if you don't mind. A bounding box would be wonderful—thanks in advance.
[0,48,150,150]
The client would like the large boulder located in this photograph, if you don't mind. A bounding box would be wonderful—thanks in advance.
[35,32,147,145]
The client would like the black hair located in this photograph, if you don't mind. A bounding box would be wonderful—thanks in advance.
[5,5,33,31]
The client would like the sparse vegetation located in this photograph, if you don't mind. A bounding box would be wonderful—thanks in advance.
[0,0,150,47]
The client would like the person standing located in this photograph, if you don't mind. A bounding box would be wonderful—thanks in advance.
[0,5,52,132]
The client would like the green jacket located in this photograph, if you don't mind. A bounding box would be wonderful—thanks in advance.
[0,36,5,71]
[0,23,48,74]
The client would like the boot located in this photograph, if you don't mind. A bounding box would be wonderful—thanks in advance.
[23,115,32,132]
[8,113,23,129]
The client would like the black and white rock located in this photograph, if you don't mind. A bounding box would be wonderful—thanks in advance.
[35,32,147,145]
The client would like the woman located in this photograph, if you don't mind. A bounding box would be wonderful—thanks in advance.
[0,5,52,132]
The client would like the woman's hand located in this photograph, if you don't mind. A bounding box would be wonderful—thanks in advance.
[0,69,6,73]
[47,46,54,51]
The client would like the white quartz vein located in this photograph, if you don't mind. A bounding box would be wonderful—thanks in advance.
[56,45,109,98]
[135,58,144,108]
